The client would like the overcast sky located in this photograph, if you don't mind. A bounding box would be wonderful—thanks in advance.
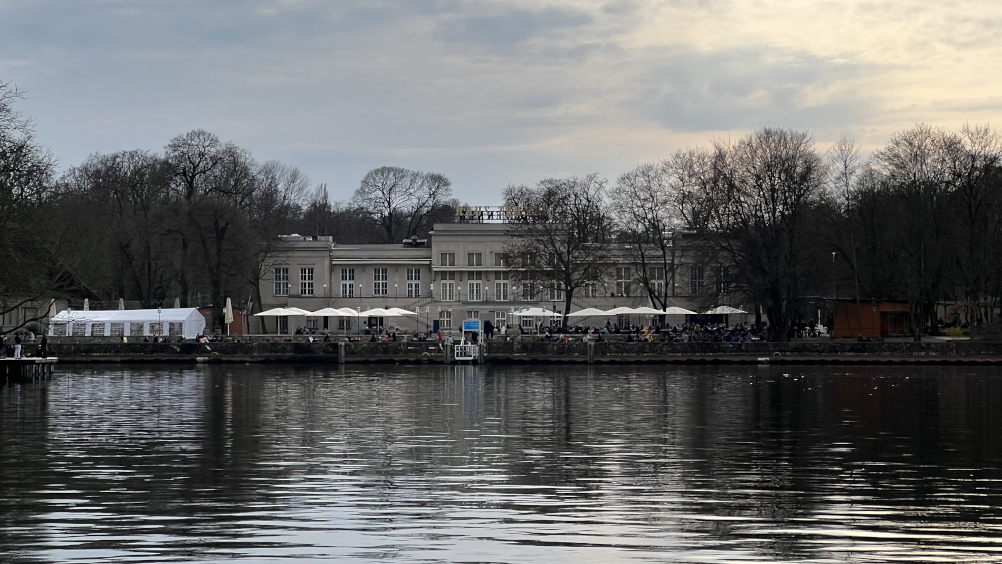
[3,0,1001,203]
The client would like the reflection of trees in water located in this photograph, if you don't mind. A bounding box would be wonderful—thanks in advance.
[0,379,50,562]
[7,365,1002,562]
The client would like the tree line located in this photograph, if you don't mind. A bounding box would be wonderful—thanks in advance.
[5,78,1002,340]
[0,80,455,334]
[504,126,1002,341]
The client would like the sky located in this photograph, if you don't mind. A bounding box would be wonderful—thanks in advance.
[2,0,1001,204]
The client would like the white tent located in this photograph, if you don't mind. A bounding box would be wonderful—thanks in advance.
[49,308,206,339]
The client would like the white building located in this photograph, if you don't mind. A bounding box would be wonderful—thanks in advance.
[258,220,736,334]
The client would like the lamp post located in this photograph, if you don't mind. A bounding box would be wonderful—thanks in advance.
[394,283,398,298]
[831,252,837,300]
[157,306,162,337]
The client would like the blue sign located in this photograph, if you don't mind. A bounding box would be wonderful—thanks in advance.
[462,319,481,332]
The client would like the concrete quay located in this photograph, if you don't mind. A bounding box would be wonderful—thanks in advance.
[38,338,1002,365]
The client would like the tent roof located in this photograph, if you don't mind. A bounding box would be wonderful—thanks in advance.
[51,308,203,323]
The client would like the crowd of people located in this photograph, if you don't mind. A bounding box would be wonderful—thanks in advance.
[0,330,49,359]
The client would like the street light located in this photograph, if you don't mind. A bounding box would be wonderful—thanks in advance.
[831,252,837,300]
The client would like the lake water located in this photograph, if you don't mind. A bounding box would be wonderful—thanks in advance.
[3,364,1002,563]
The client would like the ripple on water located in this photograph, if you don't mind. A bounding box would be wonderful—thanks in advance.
[4,364,1002,562]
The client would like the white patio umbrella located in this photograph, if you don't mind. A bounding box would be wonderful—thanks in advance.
[224,297,234,334]
[253,307,301,334]
[359,307,394,317]
[605,306,638,315]
[285,307,313,316]
[254,307,300,316]
[566,307,612,317]
[632,306,665,315]
[702,305,748,315]
[385,307,417,316]
[664,306,697,315]
[309,307,347,317]
[511,307,562,317]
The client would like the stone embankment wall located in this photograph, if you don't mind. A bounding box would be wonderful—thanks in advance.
[36,338,1002,364]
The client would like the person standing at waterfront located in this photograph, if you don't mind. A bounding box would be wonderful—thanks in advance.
[14,332,22,359]
[39,335,48,358]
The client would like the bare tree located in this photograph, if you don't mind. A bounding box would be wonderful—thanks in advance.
[351,166,452,243]
[871,124,957,339]
[503,174,611,325]
[0,79,58,334]
[692,128,826,341]
[613,160,691,310]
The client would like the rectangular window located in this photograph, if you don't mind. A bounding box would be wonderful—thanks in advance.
[468,252,483,266]
[616,267,631,297]
[468,280,482,301]
[300,268,314,295]
[274,268,289,296]
[306,316,318,330]
[521,282,536,301]
[440,309,453,329]
[441,252,456,266]
[373,268,387,295]
[467,310,479,321]
[340,268,355,297]
[495,311,506,327]
[495,281,508,301]
[690,266,705,295]
[715,266,730,295]
[494,254,505,267]
[547,286,564,301]
[407,268,421,298]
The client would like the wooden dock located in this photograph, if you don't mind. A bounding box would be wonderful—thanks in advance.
[1,357,57,384]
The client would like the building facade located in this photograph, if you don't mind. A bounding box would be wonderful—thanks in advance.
[258,222,742,334]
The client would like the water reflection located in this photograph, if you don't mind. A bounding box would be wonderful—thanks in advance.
[2,364,1002,562]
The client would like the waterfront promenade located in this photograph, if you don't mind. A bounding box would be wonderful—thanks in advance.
[34,336,1002,365]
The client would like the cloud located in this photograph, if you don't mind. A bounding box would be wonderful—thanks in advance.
[3,0,1002,203]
